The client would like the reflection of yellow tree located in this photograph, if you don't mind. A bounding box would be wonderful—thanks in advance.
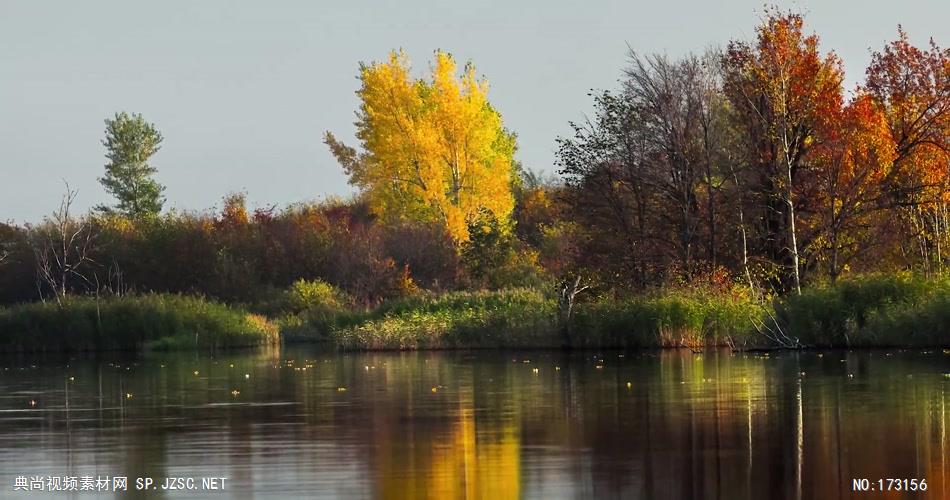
[375,376,521,499]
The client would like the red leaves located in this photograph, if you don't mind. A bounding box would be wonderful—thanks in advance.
[865,27,950,203]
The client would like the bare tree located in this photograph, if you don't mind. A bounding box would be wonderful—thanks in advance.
[624,52,706,274]
[558,274,591,346]
[29,184,97,305]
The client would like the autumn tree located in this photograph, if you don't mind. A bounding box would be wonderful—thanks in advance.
[810,94,897,281]
[325,50,517,243]
[557,89,653,286]
[865,28,949,269]
[98,112,166,220]
[723,11,844,293]
[557,51,729,287]
[623,52,727,274]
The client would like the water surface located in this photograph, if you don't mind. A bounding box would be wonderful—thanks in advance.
[0,348,946,499]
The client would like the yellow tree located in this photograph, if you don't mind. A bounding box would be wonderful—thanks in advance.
[325,50,516,242]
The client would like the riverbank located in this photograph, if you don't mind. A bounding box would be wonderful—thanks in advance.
[0,294,279,352]
[1,274,949,352]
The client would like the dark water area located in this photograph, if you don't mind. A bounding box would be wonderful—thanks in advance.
[0,347,946,499]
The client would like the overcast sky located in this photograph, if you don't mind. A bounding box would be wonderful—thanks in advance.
[1,0,946,221]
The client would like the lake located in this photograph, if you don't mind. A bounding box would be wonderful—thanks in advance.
[0,348,946,499]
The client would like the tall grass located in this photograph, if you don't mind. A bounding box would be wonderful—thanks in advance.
[331,288,558,349]
[571,290,765,349]
[0,294,279,352]
[328,287,764,350]
[3,273,947,352]
[777,273,950,347]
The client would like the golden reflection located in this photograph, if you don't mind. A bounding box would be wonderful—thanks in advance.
[374,365,521,499]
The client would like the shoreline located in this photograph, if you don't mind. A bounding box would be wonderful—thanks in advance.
[3,273,950,353]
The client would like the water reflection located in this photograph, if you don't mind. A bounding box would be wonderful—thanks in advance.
[0,348,946,499]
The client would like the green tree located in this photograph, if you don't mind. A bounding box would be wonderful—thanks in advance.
[98,112,165,219]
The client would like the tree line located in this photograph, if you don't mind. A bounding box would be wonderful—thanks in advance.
[0,9,947,307]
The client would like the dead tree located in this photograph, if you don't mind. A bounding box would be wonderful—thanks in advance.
[29,185,97,305]
[558,275,591,346]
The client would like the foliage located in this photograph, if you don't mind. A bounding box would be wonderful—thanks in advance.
[557,51,729,288]
[864,28,949,272]
[809,94,897,280]
[722,9,845,292]
[269,280,362,343]
[98,112,165,219]
[1,198,459,307]
[326,50,516,242]
[286,279,351,312]
[461,209,549,290]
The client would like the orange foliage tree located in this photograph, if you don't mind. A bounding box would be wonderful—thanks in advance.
[865,28,950,270]
[723,10,844,292]
[810,94,897,280]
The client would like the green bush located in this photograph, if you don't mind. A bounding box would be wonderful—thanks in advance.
[286,279,351,312]
[266,279,361,342]
[0,294,279,352]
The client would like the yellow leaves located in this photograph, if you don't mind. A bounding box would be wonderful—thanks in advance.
[339,50,516,243]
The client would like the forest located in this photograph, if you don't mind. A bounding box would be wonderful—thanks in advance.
[0,10,948,352]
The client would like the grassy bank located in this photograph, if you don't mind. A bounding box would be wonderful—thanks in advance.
[299,275,950,350]
[283,284,766,350]
[778,273,950,347]
[0,294,279,352]
[571,291,765,349]
[330,288,559,349]
[2,274,949,352]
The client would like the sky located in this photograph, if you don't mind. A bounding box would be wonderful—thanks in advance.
[1,0,946,222]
